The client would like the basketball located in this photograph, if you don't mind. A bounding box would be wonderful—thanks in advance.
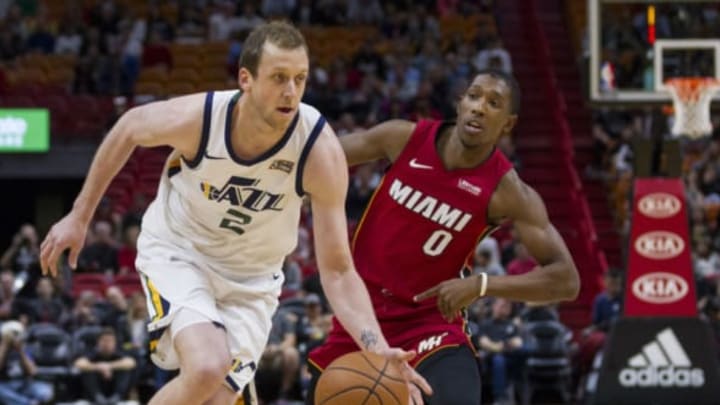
[315,351,409,405]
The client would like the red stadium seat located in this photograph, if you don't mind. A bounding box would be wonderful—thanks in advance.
[114,273,143,296]
[71,273,109,299]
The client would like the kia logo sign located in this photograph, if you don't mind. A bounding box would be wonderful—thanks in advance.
[632,272,688,304]
[638,193,681,218]
[634,231,685,259]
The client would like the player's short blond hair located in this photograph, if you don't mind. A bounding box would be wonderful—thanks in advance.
[239,21,308,77]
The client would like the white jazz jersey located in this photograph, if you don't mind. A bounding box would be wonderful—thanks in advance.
[139,90,326,279]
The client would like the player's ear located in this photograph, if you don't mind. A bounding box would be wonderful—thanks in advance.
[501,114,518,136]
[238,67,253,93]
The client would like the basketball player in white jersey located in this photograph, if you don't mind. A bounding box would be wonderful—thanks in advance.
[39,22,431,405]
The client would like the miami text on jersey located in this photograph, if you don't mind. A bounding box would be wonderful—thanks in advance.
[389,178,473,231]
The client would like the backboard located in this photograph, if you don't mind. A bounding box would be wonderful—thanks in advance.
[589,0,720,104]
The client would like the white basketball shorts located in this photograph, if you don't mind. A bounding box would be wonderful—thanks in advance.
[135,231,284,393]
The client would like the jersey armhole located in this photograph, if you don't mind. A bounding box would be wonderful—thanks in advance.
[391,119,434,166]
[182,91,214,168]
[295,116,327,197]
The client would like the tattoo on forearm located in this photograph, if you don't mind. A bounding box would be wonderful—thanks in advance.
[360,329,378,350]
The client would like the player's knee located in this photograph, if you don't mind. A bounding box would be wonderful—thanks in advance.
[184,350,232,389]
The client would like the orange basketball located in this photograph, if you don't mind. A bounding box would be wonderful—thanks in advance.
[315,351,409,405]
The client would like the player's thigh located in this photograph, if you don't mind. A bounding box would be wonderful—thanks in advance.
[415,345,481,405]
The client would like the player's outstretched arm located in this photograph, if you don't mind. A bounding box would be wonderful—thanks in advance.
[40,94,206,276]
[338,119,415,166]
[304,124,432,402]
[415,171,580,319]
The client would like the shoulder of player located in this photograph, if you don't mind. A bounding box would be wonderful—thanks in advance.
[488,169,542,223]
[126,92,207,149]
[302,124,347,193]
[130,92,207,127]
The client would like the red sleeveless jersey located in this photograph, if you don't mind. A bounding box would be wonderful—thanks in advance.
[308,120,513,370]
[354,119,513,311]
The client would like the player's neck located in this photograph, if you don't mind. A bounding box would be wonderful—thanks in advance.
[439,127,495,170]
[231,96,288,159]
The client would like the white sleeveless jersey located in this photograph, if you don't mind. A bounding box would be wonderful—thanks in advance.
[140,90,325,278]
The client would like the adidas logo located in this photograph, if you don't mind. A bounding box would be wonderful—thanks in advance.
[619,328,705,387]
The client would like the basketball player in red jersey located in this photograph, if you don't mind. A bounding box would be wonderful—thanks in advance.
[307,69,580,404]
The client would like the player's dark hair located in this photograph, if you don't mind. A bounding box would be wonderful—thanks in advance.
[473,69,521,114]
[239,21,308,77]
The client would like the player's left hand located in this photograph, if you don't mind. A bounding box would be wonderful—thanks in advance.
[414,276,480,322]
[375,347,432,404]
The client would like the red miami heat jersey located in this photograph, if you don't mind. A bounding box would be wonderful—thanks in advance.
[308,120,514,370]
[353,119,513,309]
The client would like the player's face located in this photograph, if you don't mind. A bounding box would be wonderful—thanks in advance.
[455,74,517,149]
[239,42,309,130]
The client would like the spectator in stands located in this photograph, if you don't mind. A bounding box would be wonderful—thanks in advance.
[145,3,174,43]
[101,286,130,343]
[346,164,378,222]
[24,6,55,54]
[175,4,206,44]
[266,307,301,399]
[235,2,265,34]
[28,277,66,325]
[118,13,147,96]
[1,224,40,276]
[0,270,17,321]
[54,21,83,55]
[78,221,118,275]
[473,37,512,74]
[261,0,296,19]
[74,327,137,405]
[282,258,303,293]
[506,243,538,276]
[473,248,505,276]
[346,0,384,25]
[126,292,148,352]
[207,1,238,41]
[693,239,720,297]
[591,269,623,331]
[476,298,524,405]
[117,221,139,275]
[64,290,101,331]
[0,321,54,405]
[296,293,331,356]
[291,0,315,26]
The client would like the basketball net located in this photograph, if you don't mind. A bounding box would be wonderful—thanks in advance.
[664,77,720,139]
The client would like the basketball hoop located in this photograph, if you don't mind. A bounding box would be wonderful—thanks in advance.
[664,77,720,139]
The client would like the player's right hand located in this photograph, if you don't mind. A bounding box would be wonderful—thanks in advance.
[376,347,433,405]
[40,213,87,277]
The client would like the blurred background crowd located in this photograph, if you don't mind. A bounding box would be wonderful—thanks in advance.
[1,0,719,404]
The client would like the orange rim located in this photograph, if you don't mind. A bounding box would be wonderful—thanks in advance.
[664,77,720,103]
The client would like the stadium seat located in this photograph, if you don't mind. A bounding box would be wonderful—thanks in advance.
[114,273,143,296]
[71,274,109,299]
[521,321,573,405]
[71,325,103,360]
[26,323,73,378]
[142,44,173,68]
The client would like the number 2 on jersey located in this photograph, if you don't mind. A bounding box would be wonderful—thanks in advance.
[423,230,453,256]
[220,209,251,235]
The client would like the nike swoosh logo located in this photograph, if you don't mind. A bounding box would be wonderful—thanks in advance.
[409,158,433,170]
[204,151,225,160]
[272,273,281,280]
